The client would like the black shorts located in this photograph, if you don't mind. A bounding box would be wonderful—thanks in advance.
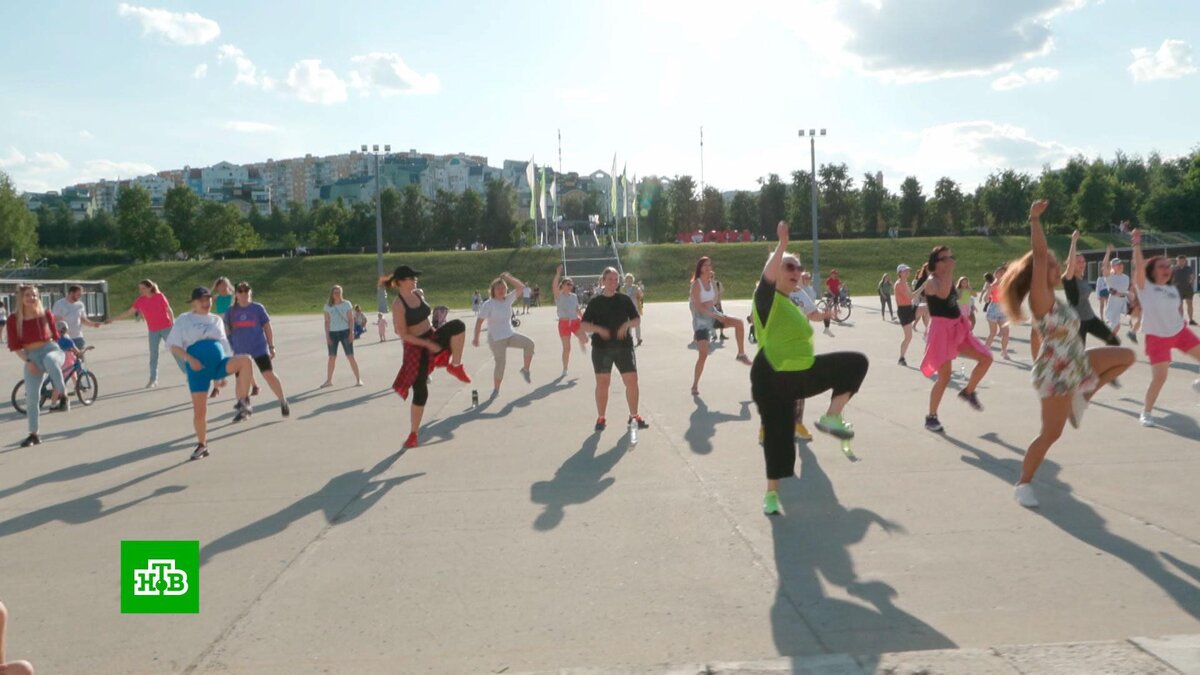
[253,354,273,373]
[592,345,637,374]
[898,305,917,326]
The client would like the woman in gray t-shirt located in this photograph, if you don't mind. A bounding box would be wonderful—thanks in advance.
[321,285,362,387]
[553,264,587,377]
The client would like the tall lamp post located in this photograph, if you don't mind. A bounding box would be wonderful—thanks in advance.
[362,143,390,313]
[798,129,825,288]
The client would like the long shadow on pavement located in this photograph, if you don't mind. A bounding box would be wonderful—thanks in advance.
[1089,397,1200,439]
[685,397,752,455]
[419,376,577,447]
[296,388,393,420]
[770,442,954,665]
[0,462,188,539]
[530,431,632,531]
[943,431,1200,622]
[19,400,194,443]
[200,449,423,566]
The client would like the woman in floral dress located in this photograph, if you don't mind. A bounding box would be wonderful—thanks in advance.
[998,200,1135,508]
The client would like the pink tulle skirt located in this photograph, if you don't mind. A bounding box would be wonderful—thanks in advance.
[921,315,990,376]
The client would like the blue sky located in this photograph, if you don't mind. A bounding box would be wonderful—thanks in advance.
[1,0,1197,195]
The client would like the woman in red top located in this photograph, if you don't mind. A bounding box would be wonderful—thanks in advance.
[107,279,184,387]
[7,284,68,447]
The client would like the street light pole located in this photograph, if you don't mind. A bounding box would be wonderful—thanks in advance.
[799,129,826,289]
[363,143,390,313]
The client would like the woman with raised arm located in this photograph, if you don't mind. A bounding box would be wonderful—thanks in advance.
[999,201,1135,507]
[385,265,470,449]
[552,264,587,377]
[473,272,536,397]
[1062,230,1120,346]
[689,256,751,396]
[1130,229,1200,427]
[916,245,993,433]
[751,221,869,516]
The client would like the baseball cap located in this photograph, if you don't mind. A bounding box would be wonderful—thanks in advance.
[897,263,911,273]
[190,286,212,301]
[1111,259,1124,266]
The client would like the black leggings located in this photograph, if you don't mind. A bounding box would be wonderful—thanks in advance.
[880,294,894,318]
[410,320,466,407]
[1078,316,1120,346]
[751,350,869,480]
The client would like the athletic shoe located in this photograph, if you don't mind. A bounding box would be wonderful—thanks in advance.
[823,327,835,337]
[520,368,531,383]
[251,384,260,396]
[232,404,253,423]
[145,379,158,389]
[594,417,606,431]
[403,432,418,449]
[1139,412,1155,427]
[189,444,209,460]
[735,353,752,365]
[629,415,649,430]
[925,415,945,433]
[1109,378,1122,389]
[446,363,471,384]
[319,381,333,388]
[1192,379,1200,395]
[898,357,907,366]
[354,379,365,387]
[1127,331,1138,344]
[763,491,782,516]
[281,401,290,417]
[957,390,983,411]
[19,433,40,447]
[794,423,813,441]
[815,414,854,439]
[1014,483,1039,508]
[1068,391,1087,429]
[561,369,568,379]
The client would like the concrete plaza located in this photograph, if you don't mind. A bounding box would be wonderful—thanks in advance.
[0,298,1198,673]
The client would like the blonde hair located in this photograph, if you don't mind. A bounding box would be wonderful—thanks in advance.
[601,267,620,284]
[326,285,343,307]
[14,284,46,339]
[138,279,159,294]
[998,250,1057,323]
[212,277,232,294]
[489,277,507,298]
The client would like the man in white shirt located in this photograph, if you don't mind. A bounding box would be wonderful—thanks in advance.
[1105,257,1132,335]
[52,285,102,349]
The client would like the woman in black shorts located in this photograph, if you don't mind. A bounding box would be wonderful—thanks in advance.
[386,265,470,449]
[581,266,648,432]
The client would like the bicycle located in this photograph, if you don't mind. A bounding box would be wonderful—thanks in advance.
[11,346,99,414]
[818,286,853,323]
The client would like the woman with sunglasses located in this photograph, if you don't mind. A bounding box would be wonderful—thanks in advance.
[1130,229,1200,427]
[752,222,868,515]
[917,245,993,433]
[553,264,587,377]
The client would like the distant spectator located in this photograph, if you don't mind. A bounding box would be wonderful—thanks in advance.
[0,299,7,343]
[471,291,482,315]
[376,312,388,342]
[353,304,368,339]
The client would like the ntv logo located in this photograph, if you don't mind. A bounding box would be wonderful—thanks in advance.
[121,541,200,613]
[133,559,189,596]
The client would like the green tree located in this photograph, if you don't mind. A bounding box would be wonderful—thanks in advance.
[400,184,429,249]
[117,185,177,261]
[728,191,758,231]
[787,171,813,237]
[266,206,288,242]
[483,179,517,248]
[668,175,699,234]
[817,164,854,237]
[639,179,669,243]
[1033,169,1069,227]
[309,201,349,248]
[377,187,401,247]
[1060,155,1089,197]
[163,185,200,250]
[0,172,38,258]
[561,192,586,221]
[455,188,485,245]
[183,201,244,257]
[1072,162,1116,231]
[1111,181,1143,227]
[858,172,887,235]
[932,177,964,234]
[78,211,118,248]
[699,186,726,230]
[758,174,787,236]
[898,176,926,236]
[309,220,339,248]
[430,190,459,249]
[979,170,1034,231]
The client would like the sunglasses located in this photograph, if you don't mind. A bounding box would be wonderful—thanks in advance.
[938,256,956,262]
[783,262,802,272]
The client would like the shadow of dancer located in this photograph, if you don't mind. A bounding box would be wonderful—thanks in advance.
[1089,397,1200,438]
[0,463,187,539]
[530,431,631,531]
[949,431,1200,622]
[419,377,577,447]
[770,443,954,662]
[685,398,751,455]
[201,451,423,565]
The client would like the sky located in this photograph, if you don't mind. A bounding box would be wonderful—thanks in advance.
[1,0,1197,196]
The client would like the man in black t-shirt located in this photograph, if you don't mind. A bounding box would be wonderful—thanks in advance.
[1172,256,1195,325]
[581,267,648,432]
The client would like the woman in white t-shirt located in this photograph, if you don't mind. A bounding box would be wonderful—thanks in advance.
[473,272,536,397]
[1130,230,1200,427]
[321,285,362,388]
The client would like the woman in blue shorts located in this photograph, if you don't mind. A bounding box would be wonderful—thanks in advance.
[167,287,255,460]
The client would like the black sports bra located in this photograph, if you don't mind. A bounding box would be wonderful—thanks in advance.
[927,285,960,319]
[400,294,431,327]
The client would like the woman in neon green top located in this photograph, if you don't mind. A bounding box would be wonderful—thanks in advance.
[751,221,869,516]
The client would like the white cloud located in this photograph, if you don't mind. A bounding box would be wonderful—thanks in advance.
[216,44,263,86]
[0,148,70,173]
[349,53,440,96]
[1129,39,1198,82]
[116,3,220,46]
[276,60,347,104]
[193,63,208,79]
[789,0,1086,83]
[991,66,1060,90]
[896,121,1080,186]
[78,130,94,139]
[77,159,156,182]
[224,121,279,133]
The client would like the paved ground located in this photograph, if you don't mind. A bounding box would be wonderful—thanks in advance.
[0,297,1198,674]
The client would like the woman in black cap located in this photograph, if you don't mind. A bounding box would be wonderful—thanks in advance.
[384,265,470,449]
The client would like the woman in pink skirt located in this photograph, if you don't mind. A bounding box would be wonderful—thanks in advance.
[918,245,993,433]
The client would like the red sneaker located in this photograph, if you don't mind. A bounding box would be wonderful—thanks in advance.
[446,363,471,384]
[403,432,418,449]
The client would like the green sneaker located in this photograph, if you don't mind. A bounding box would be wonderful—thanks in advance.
[763,491,781,515]
[815,414,855,440]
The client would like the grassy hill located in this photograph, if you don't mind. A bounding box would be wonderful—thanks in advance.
[59,234,1118,315]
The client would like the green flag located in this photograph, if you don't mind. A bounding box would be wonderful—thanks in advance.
[526,158,536,221]
[610,154,617,219]
[538,167,547,221]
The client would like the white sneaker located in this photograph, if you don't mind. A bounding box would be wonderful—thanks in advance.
[145,379,158,389]
[1193,379,1200,395]
[1014,483,1039,508]
[355,379,365,387]
[1068,391,1088,429]
[1139,412,1155,427]
[823,327,835,337]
